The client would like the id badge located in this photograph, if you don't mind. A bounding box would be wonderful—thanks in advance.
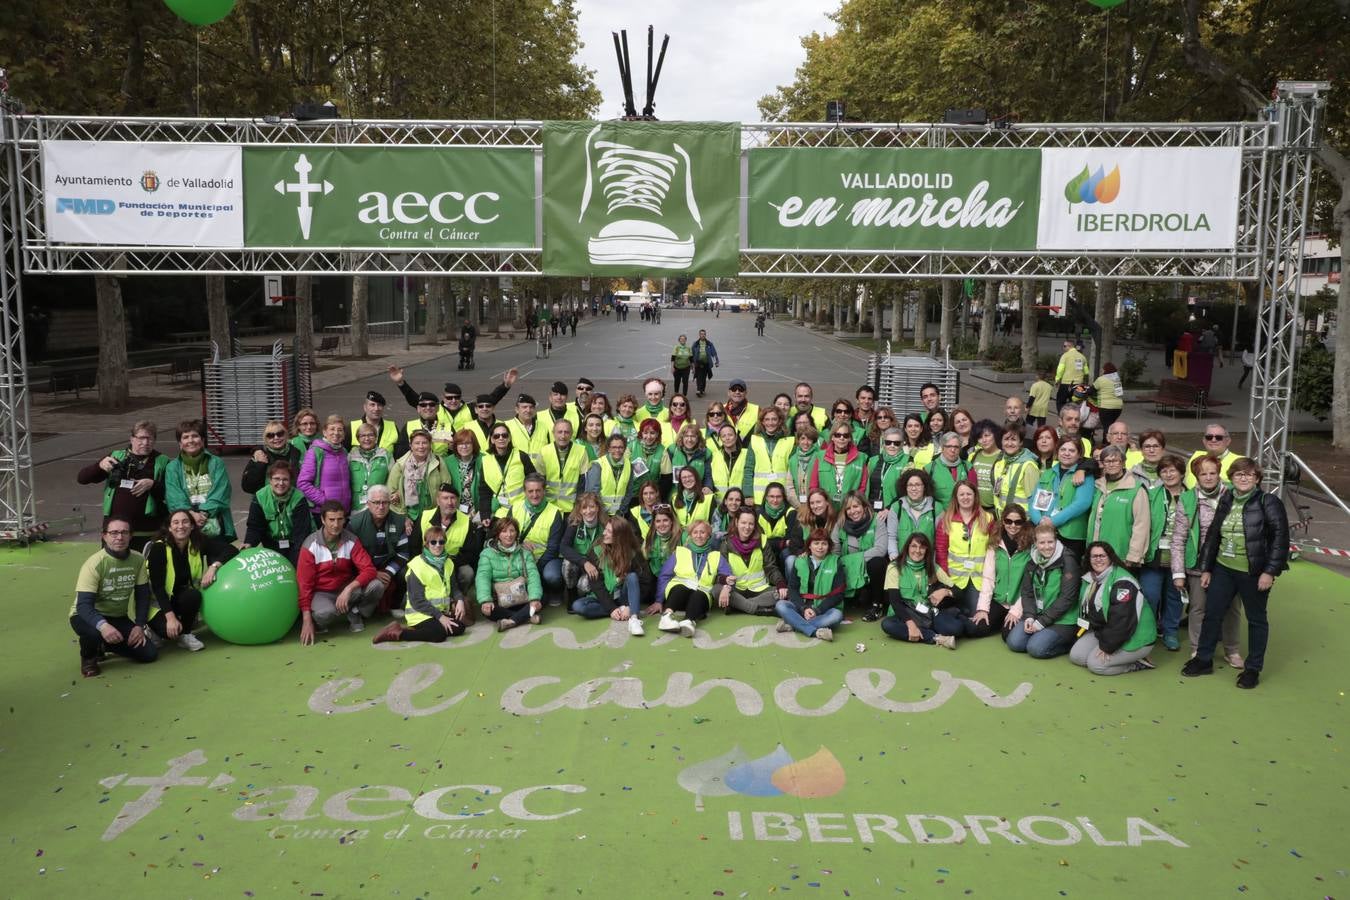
[459,502,471,515]
[119,479,136,490]
[1220,537,1237,558]
[1033,488,1054,512]
[631,459,650,478]
[916,601,931,615]
[278,539,290,550]
[872,499,883,511]
[359,489,368,506]
[190,494,207,506]
[1076,616,1090,631]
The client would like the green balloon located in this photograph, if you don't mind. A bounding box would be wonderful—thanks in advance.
[163,0,237,26]
[1087,0,1127,8]
[202,548,299,645]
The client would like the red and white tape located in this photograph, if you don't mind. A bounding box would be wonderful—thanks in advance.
[1289,543,1350,559]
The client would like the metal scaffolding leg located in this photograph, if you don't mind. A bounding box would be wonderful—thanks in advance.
[0,78,37,539]
[1247,81,1327,496]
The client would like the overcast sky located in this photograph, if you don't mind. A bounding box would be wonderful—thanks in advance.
[572,0,837,123]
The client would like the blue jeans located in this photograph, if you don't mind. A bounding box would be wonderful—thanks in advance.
[774,599,842,637]
[539,559,564,596]
[571,573,642,619]
[1005,622,1074,658]
[1138,565,1183,636]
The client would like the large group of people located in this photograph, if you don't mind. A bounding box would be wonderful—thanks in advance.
[71,348,1288,691]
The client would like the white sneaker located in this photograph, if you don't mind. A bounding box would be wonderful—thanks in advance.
[628,616,645,637]
[658,611,680,632]
[935,634,957,650]
[679,618,696,638]
[815,627,833,642]
[177,633,205,652]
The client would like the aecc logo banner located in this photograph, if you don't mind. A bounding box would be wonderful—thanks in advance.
[42,141,244,248]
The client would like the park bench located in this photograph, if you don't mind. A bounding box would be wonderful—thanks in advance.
[48,366,97,399]
[316,335,341,356]
[1140,378,1231,419]
[156,354,200,384]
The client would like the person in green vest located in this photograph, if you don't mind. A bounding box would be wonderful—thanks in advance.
[892,469,938,554]
[966,502,1033,638]
[347,484,414,616]
[443,429,484,522]
[665,423,715,496]
[242,461,314,565]
[924,431,973,514]
[865,426,909,511]
[1170,454,1242,666]
[811,422,870,510]
[1006,520,1083,659]
[69,518,157,678]
[371,525,470,645]
[991,426,1040,516]
[1056,405,1094,458]
[611,394,641,446]
[533,418,590,514]
[289,408,320,457]
[879,532,956,650]
[1028,436,1096,559]
[1069,541,1157,675]
[775,528,846,642]
[1129,429,1168,488]
[711,488,747,546]
[476,516,544,632]
[144,509,233,653]
[672,466,716,529]
[719,508,788,615]
[579,414,609,463]
[348,422,393,511]
[1085,446,1151,568]
[1139,455,1187,650]
[655,519,731,638]
[413,483,482,586]
[641,503,681,611]
[77,419,169,540]
[968,420,1005,512]
[634,378,670,425]
[860,406,898,471]
[690,329,720,398]
[586,433,636,516]
[670,333,694,396]
[627,481,662,543]
[785,423,821,508]
[164,418,236,541]
[834,492,895,622]
[898,414,933,469]
[629,419,670,501]
[571,517,648,635]
[480,423,536,517]
[560,492,607,599]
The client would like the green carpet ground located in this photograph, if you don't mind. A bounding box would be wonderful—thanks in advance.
[2,540,1347,898]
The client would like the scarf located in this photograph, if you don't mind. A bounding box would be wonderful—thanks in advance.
[420,549,447,575]
[729,532,761,556]
[842,511,872,538]
[457,457,475,492]
[1196,482,1224,511]
[903,496,935,520]
[403,454,430,506]
[686,538,711,574]
[762,501,785,521]
[643,401,665,418]
[670,413,690,433]
[180,451,208,477]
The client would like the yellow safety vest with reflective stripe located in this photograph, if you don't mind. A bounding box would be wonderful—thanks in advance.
[538,405,581,437]
[674,494,714,528]
[534,442,589,513]
[405,412,455,456]
[159,541,204,597]
[749,434,791,504]
[481,451,526,511]
[418,509,471,558]
[630,505,653,541]
[506,417,549,455]
[665,546,722,598]
[592,456,632,515]
[725,547,770,593]
[498,499,563,560]
[946,516,991,589]
[351,418,399,453]
[404,555,450,626]
[992,455,1039,514]
[727,402,760,439]
[709,448,751,499]
[758,512,789,541]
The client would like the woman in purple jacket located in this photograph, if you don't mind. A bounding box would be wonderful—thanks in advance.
[297,415,353,515]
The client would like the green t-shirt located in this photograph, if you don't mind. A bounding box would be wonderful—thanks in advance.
[71,548,149,620]
[1217,491,1252,573]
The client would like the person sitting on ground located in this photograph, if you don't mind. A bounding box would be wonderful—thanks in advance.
[571,517,648,635]
[880,533,957,650]
[164,418,235,541]
[719,508,788,615]
[77,420,169,541]
[296,501,379,644]
[144,509,235,652]
[241,419,302,495]
[347,484,414,615]
[242,461,313,565]
[834,491,895,623]
[561,492,607,599]
[933,481,997,638]
[971,502,1033,639]
[298,414,353,516]
[656,518,730,638]
[1070,541,1157,675]
[372,525,470,645]
[477,516,544,631]
[1006,521,1082,659]
[640,502,680,610]
[70,518,157,678]
[776,528,846,642]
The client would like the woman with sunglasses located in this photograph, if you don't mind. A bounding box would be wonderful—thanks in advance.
[667,394,697,440]
[810,423,870,510]
[571,517,648,636]
[785,422,821,508]
[673,466,716,528]
[702,403,728,449]
[749,406,792,506]
[241,419,303,495]
[925,431,974,514]
[1070,541,1157,675]
[479,424,535,519]
[656,519,730,638]
[711,425,756,504]
[1182,458,1287,689]
[1006,520,1082,659]
[349,423,393,511]
[776,528,846,642]
[933,481,997,637]
[825,399,863,450]
[880,533,957,649]
[785,488,837,574]
[866,427,909,512]
[711,487,747,545]
[863,407,898,462]
[835,492,895,622]
[720,508,788,615]
[966,502,1033,638]
[476,516,543,631]
[373,525,470,645]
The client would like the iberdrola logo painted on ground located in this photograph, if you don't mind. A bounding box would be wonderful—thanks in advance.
[1063,164,1121,208]
[678,744,846,810]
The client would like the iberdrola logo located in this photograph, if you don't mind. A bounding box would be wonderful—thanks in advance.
[1064,164,1121,208]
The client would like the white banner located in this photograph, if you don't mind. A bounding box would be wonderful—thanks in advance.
[42,141,243,247]
[1036,148,1241,251]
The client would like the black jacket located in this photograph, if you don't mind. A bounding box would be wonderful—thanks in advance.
[1198,488,1289,577]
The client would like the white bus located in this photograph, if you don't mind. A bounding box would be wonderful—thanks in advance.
[1299,235,1342,296]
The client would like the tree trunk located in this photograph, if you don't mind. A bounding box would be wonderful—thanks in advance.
[1020,281,1040,372]
[206,275,231,358]
[424,278,444,344]
[1095,279,1119,368]
[939,280,955,351]
[94,274,130,408]
[978,280,998,355]
[294,274,315,367]
[350,276,369,357]
[914,289,928,349]
[869,284,882,340]
[469,278,484,329]
[890,294,903,345]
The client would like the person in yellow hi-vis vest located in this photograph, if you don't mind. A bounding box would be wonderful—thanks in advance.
[372,525,471,645]
[655,519,731,638]
[1054,340,1089,413]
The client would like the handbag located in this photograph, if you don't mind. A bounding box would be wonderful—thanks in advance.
[492,576,529,607]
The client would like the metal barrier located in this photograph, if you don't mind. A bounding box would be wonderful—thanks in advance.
[867,342,960,412]
[201,341,312,451]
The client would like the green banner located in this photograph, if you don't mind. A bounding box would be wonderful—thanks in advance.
[542,121,740,276]
[748,148,1041,252]
[243,147,535,248]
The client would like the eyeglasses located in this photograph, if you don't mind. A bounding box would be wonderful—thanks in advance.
[425,539,446,547]
[131,434,154,441]
[883,439,902,446]
[1089,553,1110,560]
[1142,442,1162,450]
[368,499,390,505]
[1203,434,1225,441]
[265,431,286,438]
[104,529,131,536]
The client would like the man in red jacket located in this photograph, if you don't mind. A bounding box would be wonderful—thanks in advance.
[297,500,379,645]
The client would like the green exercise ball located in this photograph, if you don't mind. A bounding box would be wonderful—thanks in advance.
[164,0,237,26]
[202,547,299,645]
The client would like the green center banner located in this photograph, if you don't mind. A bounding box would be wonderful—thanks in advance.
[542,121,741,276]
[748,147,1042,252]
[243,147,536,248]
